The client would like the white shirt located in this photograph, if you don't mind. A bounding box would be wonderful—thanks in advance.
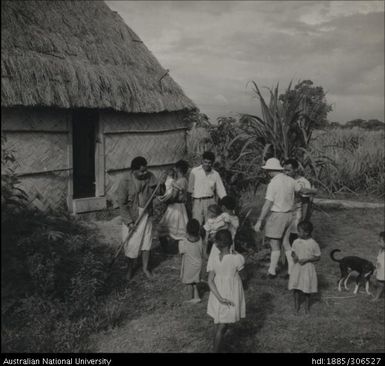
[265,173,300,212]
[188,165,226,199]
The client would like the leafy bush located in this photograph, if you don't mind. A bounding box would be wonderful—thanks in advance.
[1,140,126,352]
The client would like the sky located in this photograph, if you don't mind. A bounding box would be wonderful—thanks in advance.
[106,1,384,123]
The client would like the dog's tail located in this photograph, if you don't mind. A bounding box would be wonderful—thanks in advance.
[330,249,342,262]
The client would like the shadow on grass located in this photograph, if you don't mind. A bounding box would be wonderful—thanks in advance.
[225,292,274,353]
[318,273,331,291]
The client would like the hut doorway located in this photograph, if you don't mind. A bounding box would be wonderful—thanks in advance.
[72,110,98,198]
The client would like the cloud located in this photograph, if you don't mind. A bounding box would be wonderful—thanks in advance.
[213,94,229,105]
[106,1,384,123]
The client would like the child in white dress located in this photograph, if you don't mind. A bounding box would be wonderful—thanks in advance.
[289,221,321,314]
[207,229,246,352]
[179,219,204,303]
[372,231,385,302]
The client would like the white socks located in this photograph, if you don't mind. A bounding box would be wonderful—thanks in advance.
[268,250,281,275]
[285,250,294,275]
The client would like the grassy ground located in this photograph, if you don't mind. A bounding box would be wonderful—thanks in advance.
[90,208,384,353]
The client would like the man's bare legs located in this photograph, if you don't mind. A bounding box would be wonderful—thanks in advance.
[283,229,294,276]
[126,258,136,280]
[142,250,153,279]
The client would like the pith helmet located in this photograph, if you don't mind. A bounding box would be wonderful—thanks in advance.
[261,158,284,171]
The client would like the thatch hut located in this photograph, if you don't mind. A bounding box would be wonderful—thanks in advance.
[1,1,196,213]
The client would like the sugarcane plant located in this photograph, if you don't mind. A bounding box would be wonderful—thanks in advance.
[239,80,334,191]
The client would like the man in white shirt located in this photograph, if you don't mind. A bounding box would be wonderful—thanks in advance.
[188,151,227,225]
[254,158,300,278]
[283,158,316,245]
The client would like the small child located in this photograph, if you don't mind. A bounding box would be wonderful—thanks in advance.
[204,204,229,255]
[207,229,246,353]
[372,231,385,302]
[179,219,204,304]
[220,196,239,250]
[158,168,176,203]
[288,221,321,314]
[207,197,240,264]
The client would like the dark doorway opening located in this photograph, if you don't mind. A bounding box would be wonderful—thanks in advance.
[72,110,98,198]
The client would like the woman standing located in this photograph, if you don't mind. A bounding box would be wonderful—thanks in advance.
[158,160,189,253]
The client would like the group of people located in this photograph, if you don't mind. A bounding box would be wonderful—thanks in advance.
[116,152,385,352]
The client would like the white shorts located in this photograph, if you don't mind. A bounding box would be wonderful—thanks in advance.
[265,211,293,240]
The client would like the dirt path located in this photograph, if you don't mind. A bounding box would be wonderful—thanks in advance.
[88,207,384,353]
[313,198,384,209]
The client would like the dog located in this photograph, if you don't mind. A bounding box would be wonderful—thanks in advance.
[330,249,375,295]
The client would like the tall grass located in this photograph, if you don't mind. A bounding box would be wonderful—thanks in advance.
[186,123,384,199]
[311,128,385,197]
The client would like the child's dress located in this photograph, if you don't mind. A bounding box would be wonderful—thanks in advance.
[179,238,203,284]
[158,177,188,240]
[207,252,246,324]
[376,249,385,282]
[288,238,321,293]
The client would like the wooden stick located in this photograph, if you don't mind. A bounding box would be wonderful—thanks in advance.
[109,172,166,268]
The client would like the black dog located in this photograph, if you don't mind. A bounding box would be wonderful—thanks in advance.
[330,249,375,295]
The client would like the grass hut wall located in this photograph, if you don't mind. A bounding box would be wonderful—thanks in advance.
[1,1,196,213]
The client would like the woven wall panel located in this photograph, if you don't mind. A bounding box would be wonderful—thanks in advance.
[2,132,68,174]
[101,111,186,133]
[18,172,68,210]
[1,107,69,131]
[105,130,186,170]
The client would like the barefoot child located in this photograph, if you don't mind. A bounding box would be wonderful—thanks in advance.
[289,221,321,314]
[207,230,246,352]
[372,231,385,301]
[179,219,204,303]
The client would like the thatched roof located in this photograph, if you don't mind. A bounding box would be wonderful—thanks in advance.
[1,1,196,113]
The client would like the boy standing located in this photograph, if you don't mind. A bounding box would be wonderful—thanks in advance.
[188,151,227,225]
